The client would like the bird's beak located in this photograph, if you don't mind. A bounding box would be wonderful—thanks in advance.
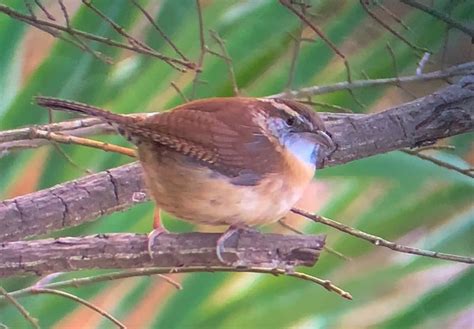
[306,130,336,156]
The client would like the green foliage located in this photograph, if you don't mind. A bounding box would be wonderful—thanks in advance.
[0,1,472,328]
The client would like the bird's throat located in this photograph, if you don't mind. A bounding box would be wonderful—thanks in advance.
[283,134,319,168]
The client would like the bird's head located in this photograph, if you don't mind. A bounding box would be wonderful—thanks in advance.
[258,98,335,167]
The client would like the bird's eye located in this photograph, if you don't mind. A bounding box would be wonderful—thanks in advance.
[286,117,295,126]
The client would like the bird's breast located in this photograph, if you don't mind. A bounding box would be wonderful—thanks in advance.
[137,142,315,226]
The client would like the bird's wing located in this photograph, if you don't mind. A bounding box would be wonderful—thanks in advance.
[136,98,285,186]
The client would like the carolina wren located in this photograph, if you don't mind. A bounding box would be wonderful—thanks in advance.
[36,96,334,262]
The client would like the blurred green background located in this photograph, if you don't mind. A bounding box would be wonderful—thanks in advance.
[0,0,473,328]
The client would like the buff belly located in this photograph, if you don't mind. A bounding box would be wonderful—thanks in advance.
[138,146,315,226]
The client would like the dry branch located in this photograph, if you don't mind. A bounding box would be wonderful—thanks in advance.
[0,64,471,154]
[1,76,473,242]
[0,232,326,278]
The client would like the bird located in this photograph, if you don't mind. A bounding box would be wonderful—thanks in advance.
[36,96,335,263]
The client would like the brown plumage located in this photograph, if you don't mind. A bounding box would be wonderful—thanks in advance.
[36,96,333,228]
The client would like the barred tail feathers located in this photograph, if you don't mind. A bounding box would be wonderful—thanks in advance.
[35,96,130,125]
[35,96,140,142]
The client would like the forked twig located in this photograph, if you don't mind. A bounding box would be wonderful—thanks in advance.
[29,128,137,158]
[402,149,474,178]
[279,0,365,108]
[31,288,125,328]
[291,208,474,264]
[400,0,474,37]
[0,4,196,71]
[360,0,429,54]
[0,286,40,329]
[209,30,239,95]
[1,267,352,301]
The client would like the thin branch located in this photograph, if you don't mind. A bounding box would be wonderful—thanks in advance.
[285,9,305,90]
[400,0,474,38]
[270,62,473,98]
[412,145,456,152]
[0,63,469,154]
[24,0,37,19]
[402,149,474,178]
[298,99,352,113]
[191,0,207,99]
[209,30,239,96]
[279,0,365,108]
[385,42,418,98]
[170,81,189,102]
[360,0,429,53]
[58,0,112,64]
[0,286,40,329]
[0,4,196,71]
[33,0,54,20]
[278,220,351,261]
[29,128,137,158]
[291,208,474,264]
[129,0,188,61]
[378,2,411,32]
[2,267,351,302]
[31,288,125,328]
[50,142,94,175]
[81,0,151,51]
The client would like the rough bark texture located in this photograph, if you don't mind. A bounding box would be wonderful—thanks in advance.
[1,77,473,242]
[0,232,326,277]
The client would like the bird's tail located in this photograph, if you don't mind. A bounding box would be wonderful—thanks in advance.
[36,96,133,126]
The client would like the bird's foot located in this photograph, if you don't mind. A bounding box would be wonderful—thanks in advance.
[216,224,255,265]
[148,208,169,259]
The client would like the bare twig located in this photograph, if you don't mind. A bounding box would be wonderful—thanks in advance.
[170,81,189,102]
[2,267,351,301]
[33,0,55,20]
[0,63,470,153]
[298,99,352,113]
[129,0,188,61]
[412,145,456,152]
[81,0,151,51]
[29,128,137,158]
[58,0,112,64]
[291,208,474,264]
[402,149,474,178]
[271,61,473,98]
[378,2,411,31]
[0,4,196,71]
[285,8,305,90]
[51,142,94,175]
[209,30,239,95]
[0,286,40,329]
[191,0,207,99]
[278,220,351,261]
[279,0,365,108]
[360,0,429,53]
[386,42,417,98]
[400,0,474,37]
[31,288,125,328]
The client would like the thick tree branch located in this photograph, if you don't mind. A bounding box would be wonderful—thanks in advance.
[0,232,325,278]
[0,77,473,242]
[1,63,472,154]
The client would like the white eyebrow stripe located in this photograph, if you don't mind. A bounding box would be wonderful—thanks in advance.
[258,98,301,118]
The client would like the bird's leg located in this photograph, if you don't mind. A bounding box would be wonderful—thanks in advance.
[216,224,256,264]
[147,208,169,258]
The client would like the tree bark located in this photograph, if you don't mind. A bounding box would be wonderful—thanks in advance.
[1,76,473,242]
[0,232,325,277]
